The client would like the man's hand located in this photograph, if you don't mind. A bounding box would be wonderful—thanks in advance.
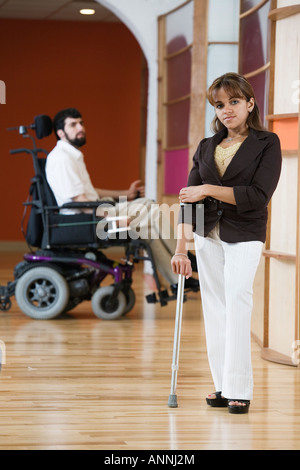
[127,180,145,200]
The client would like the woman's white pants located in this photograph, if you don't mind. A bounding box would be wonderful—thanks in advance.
[194,230,263,400]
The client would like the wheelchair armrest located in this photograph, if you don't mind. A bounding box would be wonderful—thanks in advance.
[23,201,58,210]
[61,200,115,209]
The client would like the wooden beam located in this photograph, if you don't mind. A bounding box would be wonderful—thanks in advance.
[244,62,270,79]
[240,0,269,19]
[269,5,300,21]
[266,113,298,120]
[263,250,296,262]
[296,89,300,355]
[188,0,209,169]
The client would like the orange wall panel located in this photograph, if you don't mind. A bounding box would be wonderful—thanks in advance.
[0,19,143,240]
[272,118,299,150]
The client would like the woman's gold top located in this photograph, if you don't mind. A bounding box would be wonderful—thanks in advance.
[207,142,242,239]
[214,142,242,178]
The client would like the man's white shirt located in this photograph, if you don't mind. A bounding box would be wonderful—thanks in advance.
[46,140,99,213]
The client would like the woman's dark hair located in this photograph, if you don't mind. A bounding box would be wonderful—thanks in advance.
[53,108,82,139]
[207,72,264,133]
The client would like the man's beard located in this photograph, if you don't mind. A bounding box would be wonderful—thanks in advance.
[64,131,86,148]
[70,136,86,147]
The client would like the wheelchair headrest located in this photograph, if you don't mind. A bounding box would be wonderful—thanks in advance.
[7,114,53,139]
[34,115,53,139]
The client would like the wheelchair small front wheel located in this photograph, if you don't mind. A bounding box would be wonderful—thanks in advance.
[15,266,69,320]
[91,286,126,320]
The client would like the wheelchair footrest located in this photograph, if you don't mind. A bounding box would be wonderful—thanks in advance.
[0,282,16,312]
[146,289,186,307]
[170,284,200,295]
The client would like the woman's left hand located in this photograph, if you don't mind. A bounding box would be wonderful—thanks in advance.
[171,254,192,279]
[179,185,207,203]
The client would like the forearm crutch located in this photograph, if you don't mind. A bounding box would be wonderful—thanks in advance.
[168,273,185,408]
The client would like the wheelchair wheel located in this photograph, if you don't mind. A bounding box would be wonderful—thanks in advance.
[15,266,69,320]
[91,286,126,320]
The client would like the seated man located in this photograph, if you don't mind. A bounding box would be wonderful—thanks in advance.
[45,107,198,290]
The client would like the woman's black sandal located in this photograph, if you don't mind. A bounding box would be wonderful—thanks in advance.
[227,399,250,414]
[206,391,228,407]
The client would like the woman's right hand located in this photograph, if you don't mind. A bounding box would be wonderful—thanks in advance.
[171,254,193,279]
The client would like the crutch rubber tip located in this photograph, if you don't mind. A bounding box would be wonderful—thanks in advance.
[168,394,178,408]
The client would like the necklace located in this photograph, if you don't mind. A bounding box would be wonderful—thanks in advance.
[225,131,249,143]
[225,135,241,143]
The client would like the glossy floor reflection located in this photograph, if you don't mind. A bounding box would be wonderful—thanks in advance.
[0,250,299,450]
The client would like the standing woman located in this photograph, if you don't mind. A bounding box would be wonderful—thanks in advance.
[171,73,282,414]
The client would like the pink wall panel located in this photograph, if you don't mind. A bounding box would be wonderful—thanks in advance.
[164,148,189,195]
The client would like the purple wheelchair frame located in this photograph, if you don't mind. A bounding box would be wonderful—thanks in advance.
[23,252,133,288]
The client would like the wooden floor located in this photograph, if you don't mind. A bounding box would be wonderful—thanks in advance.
[0,249,299,450]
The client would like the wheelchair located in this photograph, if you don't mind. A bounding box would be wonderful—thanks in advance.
[0,115,183,320]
